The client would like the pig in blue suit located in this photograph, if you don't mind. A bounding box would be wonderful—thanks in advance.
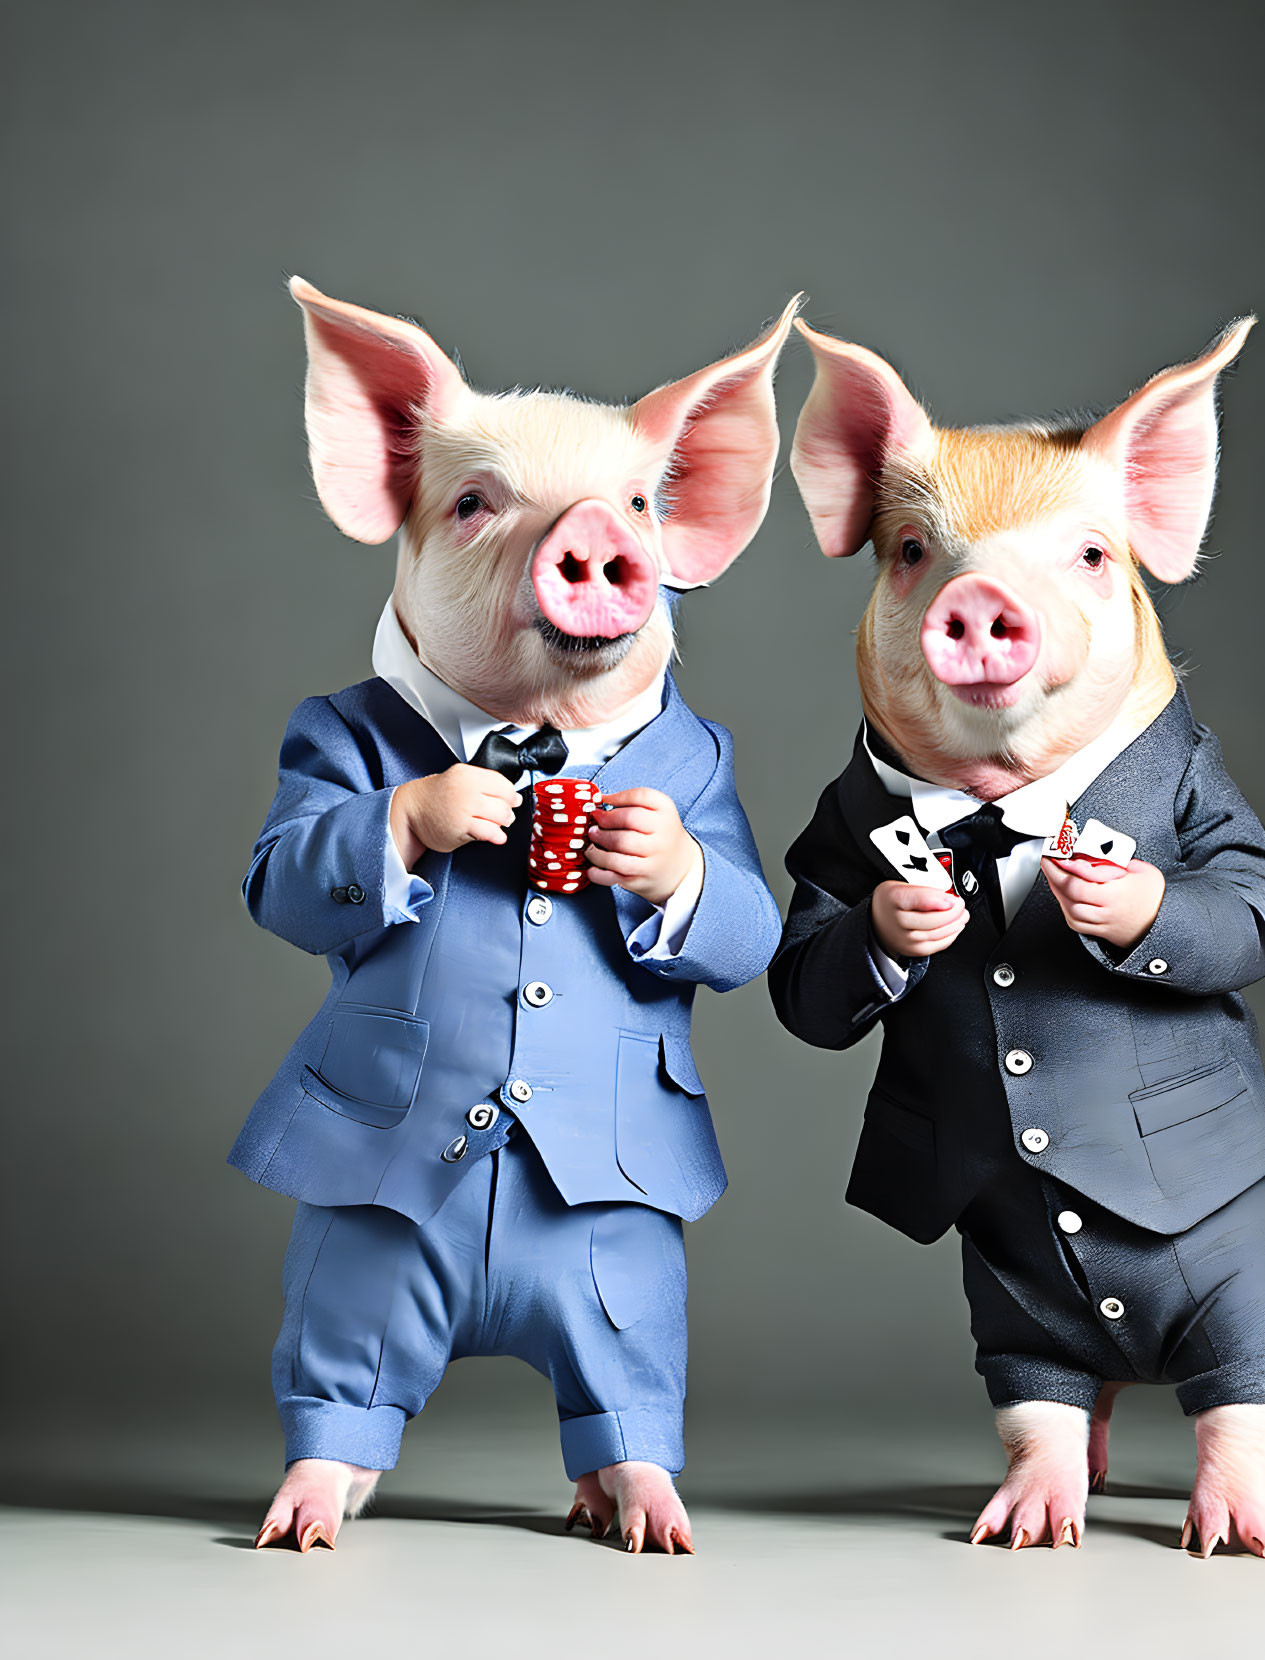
[230,670,779,1477]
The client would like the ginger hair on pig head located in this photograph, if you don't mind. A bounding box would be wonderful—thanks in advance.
[859,421,1176,793]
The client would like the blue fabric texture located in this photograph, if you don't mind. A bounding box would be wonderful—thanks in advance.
[271,1135,688,1478]
[230,671,781,1226]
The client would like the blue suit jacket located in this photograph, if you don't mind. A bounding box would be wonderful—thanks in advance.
[771,690,1265,1242]
[229,673,779,1224]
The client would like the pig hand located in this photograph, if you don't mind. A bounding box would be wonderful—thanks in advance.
[870,881,969,959]
[1042,856,1165,952]
[585,788,702,908]
[389,765,522,865]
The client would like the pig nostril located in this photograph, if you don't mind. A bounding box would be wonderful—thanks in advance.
[991,618,1008,638]
[603,556,629,586]
[559,552,586,584]
[947,618,965,641]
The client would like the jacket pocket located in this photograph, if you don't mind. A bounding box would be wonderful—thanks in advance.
[658,1032,705,1097]
[864,1089,936,1154]
[301,1066,416,1129]
[316,1006,430,1116]
[613,1029,723,1212]
[1130,1059,1247,1137]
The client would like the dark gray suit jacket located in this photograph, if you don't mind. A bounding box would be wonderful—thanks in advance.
[769,690,1265,1243]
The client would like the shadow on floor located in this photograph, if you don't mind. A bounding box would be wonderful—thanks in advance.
[695,1478,1190,1550]
[1,1478,570,1546]
[4,1470,1191,1552]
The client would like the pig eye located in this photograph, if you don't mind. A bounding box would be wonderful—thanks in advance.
[455,494,485,521]
[900,537,925,566]
[630,494,648,514]
[1080,546,1106,570]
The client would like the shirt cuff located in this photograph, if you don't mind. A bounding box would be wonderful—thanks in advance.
[383,819,433,922]
[867,929,911,1000]
[629,848,706,961]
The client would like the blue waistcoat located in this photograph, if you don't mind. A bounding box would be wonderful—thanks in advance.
[229,673,780,1225]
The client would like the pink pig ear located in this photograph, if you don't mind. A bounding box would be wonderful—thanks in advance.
[289,276,468,544]
[1081,317,1255,583]
[790,322,936,558]
[631,296,801,587]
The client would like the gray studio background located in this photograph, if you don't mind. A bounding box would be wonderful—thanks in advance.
[5,0,1264,1481]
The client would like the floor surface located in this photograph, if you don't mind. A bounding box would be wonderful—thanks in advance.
[5,1384,1260,1659]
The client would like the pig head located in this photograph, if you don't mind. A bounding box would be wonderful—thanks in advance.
[790,317,1255,798]
[290,278,798,730]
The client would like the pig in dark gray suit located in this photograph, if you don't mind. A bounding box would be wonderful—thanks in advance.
[770,687,1265,1415]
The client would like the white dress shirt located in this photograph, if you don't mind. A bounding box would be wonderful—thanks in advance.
[865,714,1142,995]
[372,601,703,956]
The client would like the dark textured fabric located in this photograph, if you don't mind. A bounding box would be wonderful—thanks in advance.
[273,1134,688,1477]
[470,724,568,780]
[770,689,1265,1241]
[940,805,1030,930]
[961,1167,1265,1415]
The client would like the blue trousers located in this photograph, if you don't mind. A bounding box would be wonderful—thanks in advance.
[272,1133,688,1480]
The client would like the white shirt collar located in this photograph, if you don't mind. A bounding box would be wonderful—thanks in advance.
[371,600,666,768]
[862,715,1140,838]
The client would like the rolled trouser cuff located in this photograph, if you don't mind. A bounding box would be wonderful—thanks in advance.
[559,1407,684,1482]
[279,1396,406,1471]
[1177,1360,1265,1416]
[978,1355,1102,1416]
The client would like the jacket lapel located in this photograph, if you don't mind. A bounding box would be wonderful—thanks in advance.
[588,675,703,799]
[990,688,1193,940]
[840,689,1193,945]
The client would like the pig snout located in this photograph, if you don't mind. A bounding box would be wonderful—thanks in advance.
[920,574,1041,701]
[531,501,659,641]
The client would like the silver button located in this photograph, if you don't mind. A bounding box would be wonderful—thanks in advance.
[1147,958,1168,976]
[1099,1297,1125,1321]
[523,980,553,1007]
[507,1078,533,1104]
[526,895,553,925]
[1005,1049,1034,1076]
[1057,1209,1083,1234]
[441,1134,468,1163]
[466,1102,500,1131]
[992,964,1015,988]
[1020,1126,1050,1154]
[960,869,979,895]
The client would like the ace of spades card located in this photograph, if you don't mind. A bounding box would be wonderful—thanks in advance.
[870,816,956,893]
[1071,817,1137,869]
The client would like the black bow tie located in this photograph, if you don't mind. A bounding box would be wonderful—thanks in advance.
[940,805,1030,930]
[471,725,568,781]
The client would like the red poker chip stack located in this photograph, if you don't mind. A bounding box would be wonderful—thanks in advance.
[529,778,601,894]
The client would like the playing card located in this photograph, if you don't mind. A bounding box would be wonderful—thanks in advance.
[934,849,958,893]
[1071,818,1136,869]
[1041,811,1079,859]
[870,816,955,891]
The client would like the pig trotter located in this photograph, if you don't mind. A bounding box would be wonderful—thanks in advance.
[1087,1381,1128,1496]
[970,1401,1089,1550]
[571,1461,693,1555]
[255,1458,381,1552]
[1182,1404,1265,1557]
[569,1472,615,1540]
